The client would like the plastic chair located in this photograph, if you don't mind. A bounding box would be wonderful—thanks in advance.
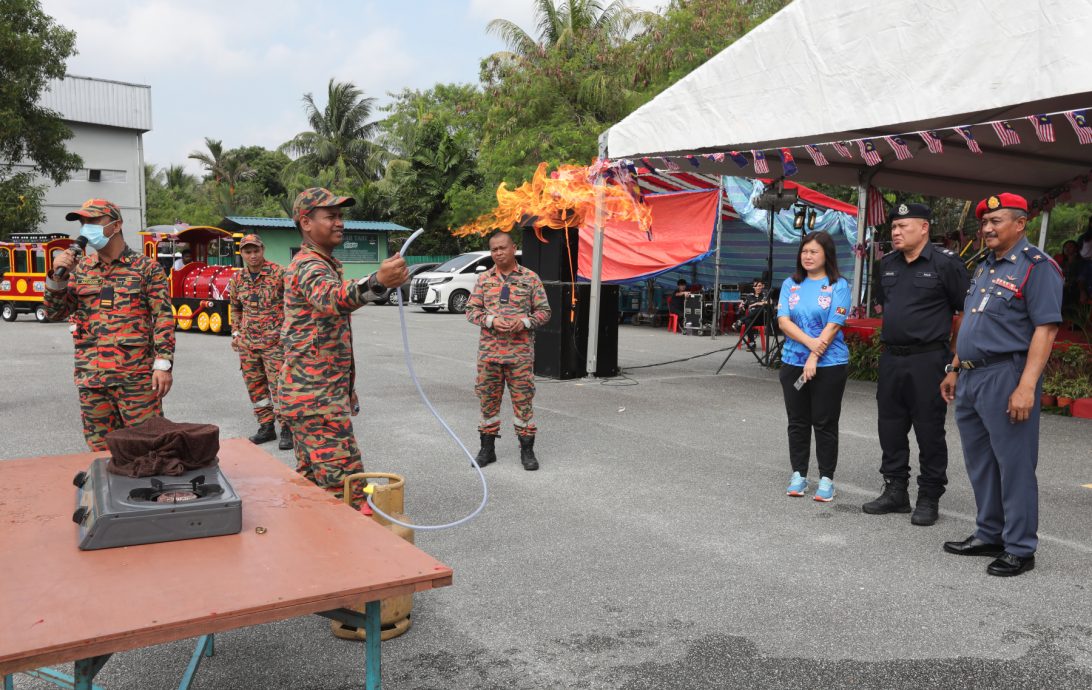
[737,324,766,351]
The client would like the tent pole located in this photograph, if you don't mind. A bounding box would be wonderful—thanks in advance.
[851,170,874,309]
[585,135,608,378]
[711,178,725,340]
[1037,209,1051,249]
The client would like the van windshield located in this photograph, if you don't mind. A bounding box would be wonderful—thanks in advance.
[432,254,481,273]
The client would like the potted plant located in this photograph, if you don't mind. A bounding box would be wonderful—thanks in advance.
[1067,376,1092,419]
[1041,372,1062,407]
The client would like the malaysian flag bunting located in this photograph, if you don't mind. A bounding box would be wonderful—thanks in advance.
[991,120,1021,146]
[779,148,798,177]
[858,139,882,166]
[710,152,726,163]
[1065,110,1092,144]
[956,127,982,153]
[686,155,701,168]
[866,186,886,227]
[832,141,853,158]
[727,151,749,168]
[640,157,654,170]
[919,130,943,154]
[1027,115,1055,142]
[884,135,912,160]
[752,150,769,174]
[663,157,680,172]
[804,144,829,166]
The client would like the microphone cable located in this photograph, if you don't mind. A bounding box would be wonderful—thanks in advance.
[364,228,489,531]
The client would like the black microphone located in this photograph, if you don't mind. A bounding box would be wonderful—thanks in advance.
[53,236,88,281]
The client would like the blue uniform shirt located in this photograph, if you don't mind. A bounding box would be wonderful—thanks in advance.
[777,275,851,367]
[956,237,1063,361]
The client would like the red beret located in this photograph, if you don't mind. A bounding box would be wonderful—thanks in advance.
[975,192,1028,219]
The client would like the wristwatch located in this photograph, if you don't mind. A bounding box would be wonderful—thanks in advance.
[943,363,959,374]
[357,273,386,297]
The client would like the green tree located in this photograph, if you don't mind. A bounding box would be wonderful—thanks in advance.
[486,0,651,60]
[0,0,82,238]
[224,145,290,198]
[280,79,387,181]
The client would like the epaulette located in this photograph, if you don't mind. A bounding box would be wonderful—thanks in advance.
[1022,246,1062,275]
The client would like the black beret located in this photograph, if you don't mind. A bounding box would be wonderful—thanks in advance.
[888,202,931,222]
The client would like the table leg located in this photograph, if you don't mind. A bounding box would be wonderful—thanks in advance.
[178,634,214,690]
[365,600,381,690]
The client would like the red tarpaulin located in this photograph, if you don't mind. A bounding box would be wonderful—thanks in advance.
[578,189,719,283]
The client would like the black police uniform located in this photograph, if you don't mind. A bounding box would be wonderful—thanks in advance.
[873,210,970,501]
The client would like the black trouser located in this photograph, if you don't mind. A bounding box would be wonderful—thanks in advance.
[778,363,848,479]
[876,348,949,498]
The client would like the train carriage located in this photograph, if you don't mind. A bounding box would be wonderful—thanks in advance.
[139,225,242,335]
[0,233,76,322]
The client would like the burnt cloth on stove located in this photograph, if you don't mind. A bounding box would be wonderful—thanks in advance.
[105,416,219,478]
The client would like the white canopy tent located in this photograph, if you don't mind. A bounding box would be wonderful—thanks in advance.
[583,0,1092,375]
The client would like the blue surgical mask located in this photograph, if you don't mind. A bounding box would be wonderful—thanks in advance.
[79,221,115,251]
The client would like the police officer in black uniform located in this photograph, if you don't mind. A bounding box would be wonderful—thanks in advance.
[863,203,970,525]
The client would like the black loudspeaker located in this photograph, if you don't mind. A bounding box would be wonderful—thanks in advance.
[535,282,619,379]
[521,227,579,282]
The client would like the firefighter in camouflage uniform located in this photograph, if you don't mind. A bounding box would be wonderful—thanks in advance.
[466,230,551,470]
[46,199,175,450]
[229,234,292,450]
[278,188,408,508]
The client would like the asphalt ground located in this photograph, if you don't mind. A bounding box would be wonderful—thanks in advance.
[2,304,1091,689]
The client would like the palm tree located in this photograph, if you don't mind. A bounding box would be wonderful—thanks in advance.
[163,164,195,191]
[188,137,229,182]
[487,0,650,60]
[280,79,388,181]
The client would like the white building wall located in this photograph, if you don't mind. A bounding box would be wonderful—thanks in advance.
[38,122,146,236]
[21,76,151,247]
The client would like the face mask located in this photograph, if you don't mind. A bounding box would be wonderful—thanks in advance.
[79,220,116,251]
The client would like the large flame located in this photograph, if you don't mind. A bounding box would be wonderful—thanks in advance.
[453,162,651,240]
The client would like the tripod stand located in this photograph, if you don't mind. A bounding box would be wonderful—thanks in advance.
[716,177,795,374]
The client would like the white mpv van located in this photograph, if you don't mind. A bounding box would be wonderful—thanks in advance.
[409,250,522,313]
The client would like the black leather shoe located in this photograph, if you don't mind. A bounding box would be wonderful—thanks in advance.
[278,425,294,451]
[862,479,911,514]
[519,435,539,471]
[987,552,1035,577]
[249,422,276,445]
[474,433,497,467]
[942,536,1005,557]
[910,495,939,526]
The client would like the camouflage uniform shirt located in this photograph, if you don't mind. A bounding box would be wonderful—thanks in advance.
[465,264,551,364]
[278,242,367,419]
[44,246,175,387]
[229,260,286,349]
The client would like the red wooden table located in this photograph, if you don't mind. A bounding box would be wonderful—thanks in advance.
[0,438,452,689]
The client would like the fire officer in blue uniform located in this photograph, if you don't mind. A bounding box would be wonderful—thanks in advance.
[940,193,1062,577]
[864,203,970,526]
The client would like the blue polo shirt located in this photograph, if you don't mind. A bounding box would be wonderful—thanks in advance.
[956,237,1063,361]
[777,276,851,367]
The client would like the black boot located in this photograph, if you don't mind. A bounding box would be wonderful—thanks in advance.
[474,433,497,467]
[861,479,911,514]
[278,425,294,451]
[249,422,276,445]
[911,494,940,526]
[519,435,539,471]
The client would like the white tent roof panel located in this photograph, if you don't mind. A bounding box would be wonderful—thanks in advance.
[607,0,1092,202]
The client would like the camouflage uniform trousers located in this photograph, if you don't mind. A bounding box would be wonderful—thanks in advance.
[476,358,537,437]
[288,415,367,508]
[78,384,163,451]
[238,345,284,425]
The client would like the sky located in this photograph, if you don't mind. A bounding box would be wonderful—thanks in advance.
[40,0,663,175]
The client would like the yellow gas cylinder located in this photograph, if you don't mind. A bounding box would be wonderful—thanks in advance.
[332,472,414,642]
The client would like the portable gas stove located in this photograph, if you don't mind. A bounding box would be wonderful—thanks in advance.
[72,457,242,550]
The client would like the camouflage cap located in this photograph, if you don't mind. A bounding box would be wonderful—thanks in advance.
[292,187,355,221]
[239,233,264,248]
[65,198,122,222]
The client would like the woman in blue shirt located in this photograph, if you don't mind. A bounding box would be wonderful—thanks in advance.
[776,231,851,502]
